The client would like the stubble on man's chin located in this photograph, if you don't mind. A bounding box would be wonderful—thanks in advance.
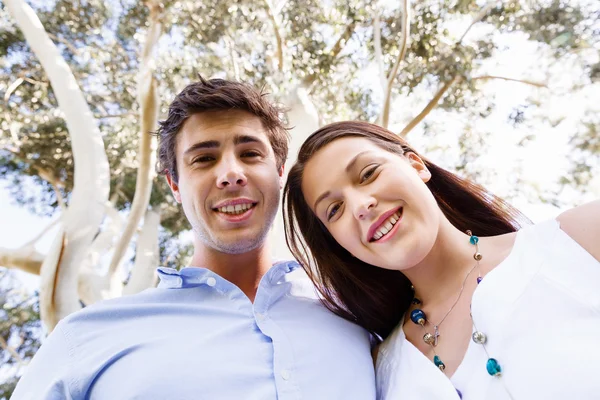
[194,226,271,255]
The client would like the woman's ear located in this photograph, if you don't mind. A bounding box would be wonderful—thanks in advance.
[406,152,431,183]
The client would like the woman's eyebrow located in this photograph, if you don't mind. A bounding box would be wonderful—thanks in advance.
[313,190,331,211]
[345,151,373,173]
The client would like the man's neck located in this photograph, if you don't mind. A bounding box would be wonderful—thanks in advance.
[189,240,273,303]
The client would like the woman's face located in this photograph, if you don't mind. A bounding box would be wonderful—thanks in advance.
[302,137,441,271]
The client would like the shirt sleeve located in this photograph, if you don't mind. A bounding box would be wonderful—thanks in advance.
[11,323,75,400]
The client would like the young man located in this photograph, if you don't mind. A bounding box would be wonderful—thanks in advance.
[12,78,376,399]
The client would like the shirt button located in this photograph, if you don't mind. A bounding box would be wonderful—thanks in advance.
[281,369,291,380]
[206,277,217,287]
[255,312,266,321]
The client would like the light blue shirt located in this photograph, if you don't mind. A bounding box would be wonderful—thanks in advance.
[12,261,376,399]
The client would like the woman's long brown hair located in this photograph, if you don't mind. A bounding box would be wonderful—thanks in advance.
[283,121,530,340]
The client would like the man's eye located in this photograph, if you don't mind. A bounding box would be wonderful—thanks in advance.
[192,155,215,163]
[242,150,261,158]
[360,165,378,183]
[327,203,341,221]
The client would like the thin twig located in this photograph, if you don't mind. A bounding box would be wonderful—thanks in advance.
[472,75,547,88]
[0,336,26,367]
[4,77,24,102]
[47,32,79,55]
[458,1,498,44]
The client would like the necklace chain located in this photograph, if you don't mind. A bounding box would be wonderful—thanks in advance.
[410,230,482,367]
[427,260,478,329]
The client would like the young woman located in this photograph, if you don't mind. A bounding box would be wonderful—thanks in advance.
[283,121,600,400]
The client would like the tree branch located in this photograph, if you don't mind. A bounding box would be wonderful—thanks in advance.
[4,77,24,103]
[329,20,357,59]
[47,32,79,55]
[472,74,547,88]
[0,246,45,275]
[225,36,241,80]
[20,217,61,249]
[381,0,411,128]
[107,0,161,279]
[264,0,284,71]
[373,9,386,94]
[399,77,459,137]
[302,20,357,87]
[123,210,160,295]
[458,1,497,44]
[0,336,26,367]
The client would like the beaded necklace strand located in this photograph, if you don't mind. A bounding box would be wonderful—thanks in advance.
[409,231,512,399]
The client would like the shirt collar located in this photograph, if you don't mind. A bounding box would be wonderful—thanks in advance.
[157,260,300,289]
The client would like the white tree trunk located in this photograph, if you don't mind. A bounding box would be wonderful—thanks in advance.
[38,227,66,329]
[271,87,320,261]
[107,2,161,281]
[123,210,160,295]
[5,0,110,330]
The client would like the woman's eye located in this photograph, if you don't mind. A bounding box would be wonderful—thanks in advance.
[327,203,341,221]
[360,165,378,183]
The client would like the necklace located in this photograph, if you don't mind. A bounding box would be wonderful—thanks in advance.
[409,231,506,399]
[415,260,478,348]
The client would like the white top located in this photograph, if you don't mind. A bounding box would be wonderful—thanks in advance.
[376,220,600,400]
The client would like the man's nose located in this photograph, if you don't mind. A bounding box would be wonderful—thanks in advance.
[216,156,248,189]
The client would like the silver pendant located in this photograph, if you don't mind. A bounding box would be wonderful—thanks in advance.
[472,331,487,344]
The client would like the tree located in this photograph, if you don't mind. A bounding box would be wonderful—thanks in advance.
[0,0,599,388]
[0,270,42,400]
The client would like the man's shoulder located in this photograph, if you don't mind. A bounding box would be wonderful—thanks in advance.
[59,287,163,331]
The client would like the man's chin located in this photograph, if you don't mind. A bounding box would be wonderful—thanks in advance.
[211,231,269,255]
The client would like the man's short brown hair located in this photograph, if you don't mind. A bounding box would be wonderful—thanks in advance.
[155,77,289,182]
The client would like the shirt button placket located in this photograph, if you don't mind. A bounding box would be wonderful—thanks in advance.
[255,312,267,322]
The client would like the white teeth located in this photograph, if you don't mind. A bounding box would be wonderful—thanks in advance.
[218,203,253,215]
[372,211,402,241]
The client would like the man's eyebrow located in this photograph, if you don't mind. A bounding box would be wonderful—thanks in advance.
[183,140,220,156]
[233,134,263,146]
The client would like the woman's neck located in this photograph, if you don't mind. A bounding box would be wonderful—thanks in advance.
[402,218,477,308]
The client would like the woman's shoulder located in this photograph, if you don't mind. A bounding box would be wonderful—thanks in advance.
[556,200,600,262]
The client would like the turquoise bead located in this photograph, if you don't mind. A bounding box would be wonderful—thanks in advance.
[486,358,502,376]
[470,235,479,245]
[434,355,445,371]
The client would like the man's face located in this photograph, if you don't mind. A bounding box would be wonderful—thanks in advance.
[167,110,283,255]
